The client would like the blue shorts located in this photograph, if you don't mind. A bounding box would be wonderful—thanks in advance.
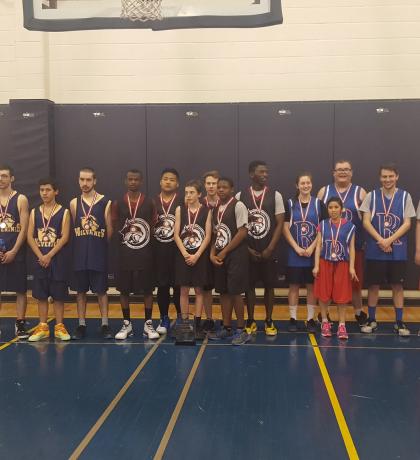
[32,277,68,301]
[74,270,108,294]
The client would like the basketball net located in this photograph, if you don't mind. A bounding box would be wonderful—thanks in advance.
[121,0,163,22]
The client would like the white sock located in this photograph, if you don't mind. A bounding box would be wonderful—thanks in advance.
[79,318,86,326]
[289,305,297,320]
[101,318,108,326]
[307,305,315,321]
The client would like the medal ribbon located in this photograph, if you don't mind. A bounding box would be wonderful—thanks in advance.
[250,186,267,211]
[335,184,351,207]
[80,191,98,221]
[0,192,13,223]
[205,196,219,209]
[298,197,311,222]
[381,188,396,224]
[41,203,57,235]
[127,192,142,220]
[217,197,234,226]
[160,193,177,218]
[329,218,342,258]
[188,205,201,232]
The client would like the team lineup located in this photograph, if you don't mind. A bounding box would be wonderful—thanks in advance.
[0,160,419,344]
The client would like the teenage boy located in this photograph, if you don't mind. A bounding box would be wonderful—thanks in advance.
[70,167,113,340]
[0,165,29,339]
[27,178,71,341]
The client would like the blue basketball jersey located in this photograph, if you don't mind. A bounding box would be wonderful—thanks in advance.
[73,195,109,271]
[365,188,408,261]
[320,219,355,262]
[287,197,321,267]
[322,184,364,251]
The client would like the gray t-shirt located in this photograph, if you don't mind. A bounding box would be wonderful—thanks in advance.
[235,190,285,215]
[359,190,416,218]
[234,201,249,228]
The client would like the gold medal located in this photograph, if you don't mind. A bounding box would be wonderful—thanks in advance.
[0,222,6,229]
[332,252,337,259]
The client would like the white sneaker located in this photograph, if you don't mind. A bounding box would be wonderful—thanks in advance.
[115,321,133,340]
[143,320,159,339]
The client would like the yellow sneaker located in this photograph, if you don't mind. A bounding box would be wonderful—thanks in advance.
[265,320,277,336]
[245,320,257,335]
[54,323,71,341]
[28,323,50,342]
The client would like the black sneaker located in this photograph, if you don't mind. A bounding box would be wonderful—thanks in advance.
[288,318,298,332]
[355,310,368,327]
[101,324,113,339]
[15,320,29,340]
[72,324,87,340]
[306,318,317,333]
[393,321,410,337]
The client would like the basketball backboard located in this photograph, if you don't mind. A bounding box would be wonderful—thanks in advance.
[23,0,282,31]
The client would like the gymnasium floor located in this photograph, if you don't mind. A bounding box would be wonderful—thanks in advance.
[1,301,420,460]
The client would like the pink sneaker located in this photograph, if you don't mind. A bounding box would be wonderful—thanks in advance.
[321,321,332,337]
[337,324,348,340]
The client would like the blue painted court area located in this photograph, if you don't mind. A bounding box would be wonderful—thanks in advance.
[0,318,419,460]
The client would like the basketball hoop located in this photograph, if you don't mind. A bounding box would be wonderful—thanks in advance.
[121,0,163,22]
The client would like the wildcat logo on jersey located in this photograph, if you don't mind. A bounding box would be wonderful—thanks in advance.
[295,221,316,249]
[215,223,231,251]
[154,214,175,243]
[181,225,205,252]
[36,227,57,248]
[0,214,21,233]
[74,215,105,238]
[377,212,402,245]
[248,209,270,239]
[120,218,150,249]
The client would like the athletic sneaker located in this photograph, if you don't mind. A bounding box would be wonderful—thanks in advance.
[231,329,251,346]
[288,318,298,332]
[306,319,317,333]
[321,321,332,337]
[208,327,233,341]
[101,324,113,339]
[54,323,70,341]
[355,310,368,327]
[15,320,29,340]
[156,316,170,335]
[143,320,159,339]
[245,320,257,335]
[194,325,206,340]
[337,324,348,340]
[28,323,50,342]
[393,321,410,336]
[115,321,133,340]
[72,324,87,340]
[265,320,277,336]
[361,320,377,334]
[202,319,215,333]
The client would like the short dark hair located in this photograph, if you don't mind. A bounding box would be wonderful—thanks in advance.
[126,169,143,178]
[0,165,14,176]
[334,159,352,170]
[79,167,96,179]
[248,160,267,174]
[218,177,234,188]
[202,170,220,181]
[185,179,202,194]
[39,177,58,191]
[326,196,343,209]
[380,163,399,175]
[161,168,180,180]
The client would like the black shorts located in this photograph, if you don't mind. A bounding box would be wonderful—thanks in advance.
[214,251,249,295]
[74,270,108,294]
[287,266,314,285]
[365,260,407,286]
[249,258,278,289]
[115,269,154,295]
[32,277,68,301]
[0,261,27,293]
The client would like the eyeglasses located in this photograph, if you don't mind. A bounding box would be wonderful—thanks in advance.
[334,168,352,173]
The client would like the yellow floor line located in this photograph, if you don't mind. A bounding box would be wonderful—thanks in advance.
[69,335,165,460]
[153,338,208,460]
[309,334,359,460]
